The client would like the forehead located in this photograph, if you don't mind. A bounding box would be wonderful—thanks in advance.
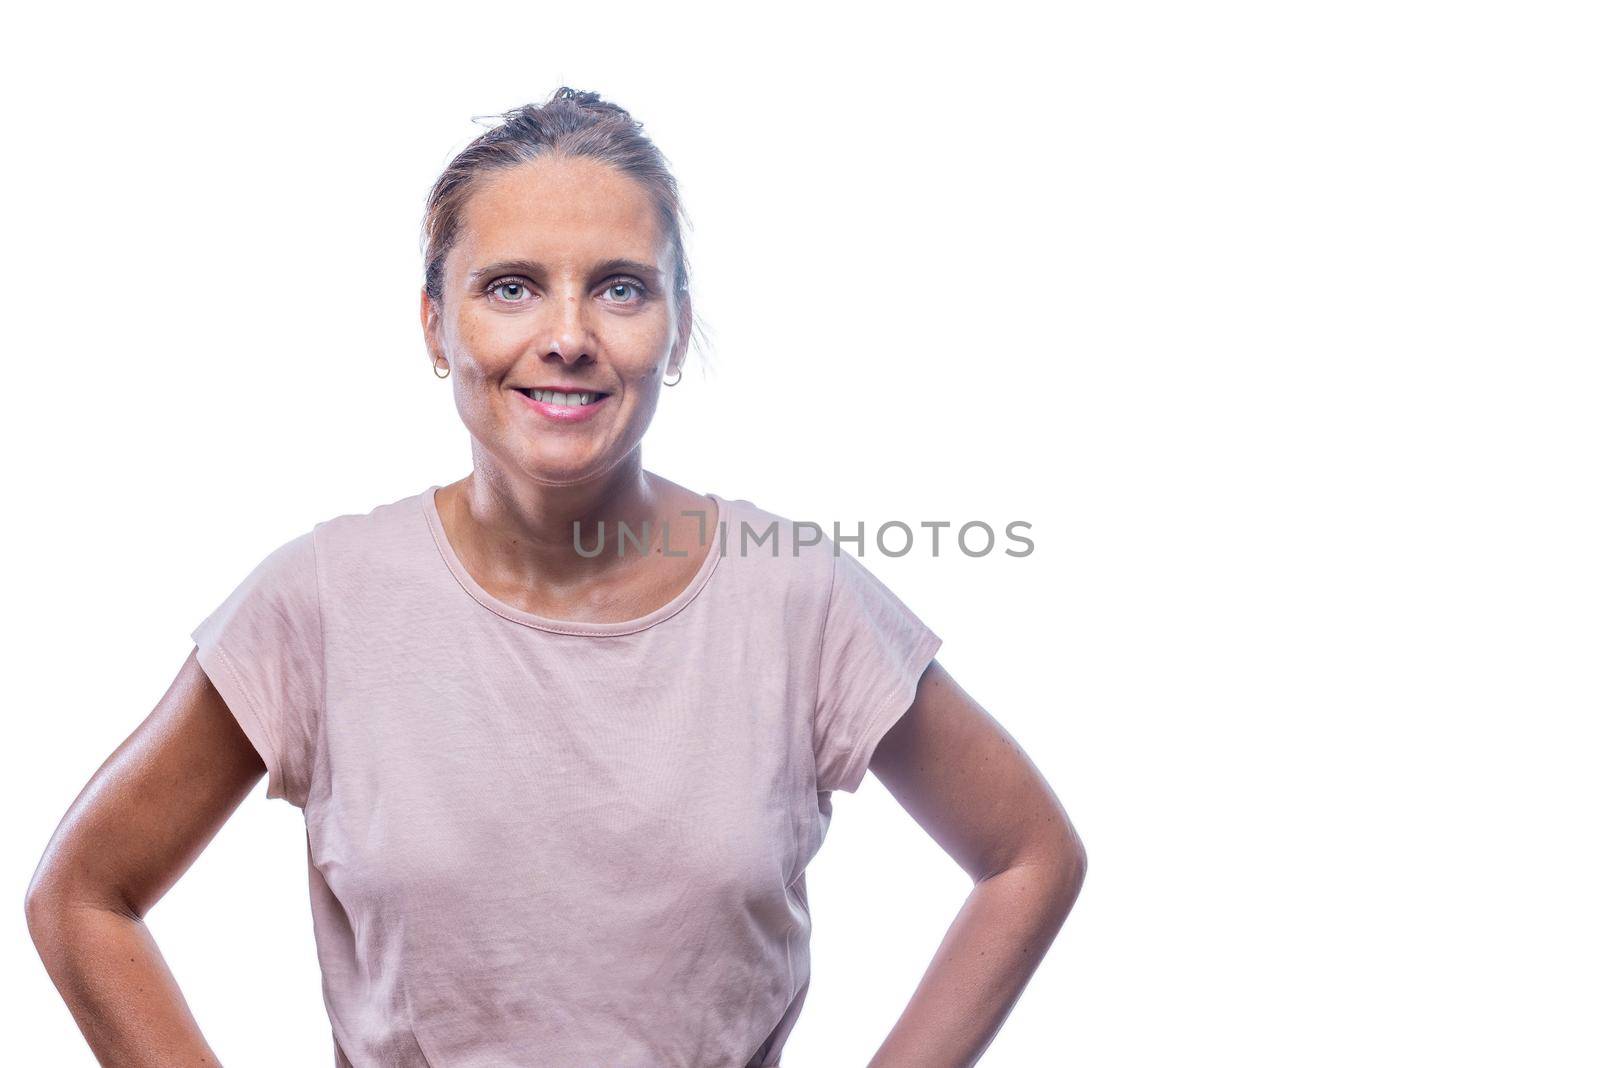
[451,156,666,271]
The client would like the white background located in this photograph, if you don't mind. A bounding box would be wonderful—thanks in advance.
[5,3,1596,1065]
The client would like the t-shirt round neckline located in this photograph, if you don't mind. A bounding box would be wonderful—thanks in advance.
[420,484,729,637]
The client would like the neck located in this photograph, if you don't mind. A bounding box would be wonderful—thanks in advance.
[445,444,665,580]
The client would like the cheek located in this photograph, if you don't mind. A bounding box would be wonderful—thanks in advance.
[616,341,676,385]
[606,304,674,353]
[454,311,525,367]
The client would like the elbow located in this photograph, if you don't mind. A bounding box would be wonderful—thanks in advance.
[24,875,59,950]
[23,869,109,964]
[24,863,69,940]
[982,825,1088,918]
[24,861,95,944]
[1044,829,1088,918]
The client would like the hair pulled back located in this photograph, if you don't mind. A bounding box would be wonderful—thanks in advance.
[420,87,704,365]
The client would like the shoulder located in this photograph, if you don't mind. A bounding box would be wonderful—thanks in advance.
[710,494,850,630]
[309,484,437,560]
[718,495,942,643]
[715,493,840,585]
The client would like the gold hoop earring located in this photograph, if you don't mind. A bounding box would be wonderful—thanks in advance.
[433,360,450,379]
[663,367,682,387]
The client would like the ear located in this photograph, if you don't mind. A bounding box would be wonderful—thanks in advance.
[667,288,693,376]
[420,288,445,370]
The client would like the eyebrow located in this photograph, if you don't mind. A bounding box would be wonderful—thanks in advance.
[467,258,665,287]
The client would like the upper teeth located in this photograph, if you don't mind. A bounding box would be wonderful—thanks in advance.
[531,389,598,406]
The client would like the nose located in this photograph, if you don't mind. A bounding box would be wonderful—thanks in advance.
[540,290,596,366]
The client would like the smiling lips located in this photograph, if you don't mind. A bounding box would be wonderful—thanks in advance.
[513,386,611,423]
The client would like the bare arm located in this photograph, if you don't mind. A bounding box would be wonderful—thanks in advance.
[24,649,269,1066]
[862,659,1088,1068]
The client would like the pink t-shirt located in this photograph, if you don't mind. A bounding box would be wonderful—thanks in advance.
[190,485,942,1067]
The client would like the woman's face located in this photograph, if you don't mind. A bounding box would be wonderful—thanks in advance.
[422,155,688,488]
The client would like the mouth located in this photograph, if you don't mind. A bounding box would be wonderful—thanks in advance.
[513,387,611,407]
[512,386,612,424]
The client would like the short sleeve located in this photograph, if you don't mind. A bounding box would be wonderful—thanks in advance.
[814,548,943,794]
[190,529,324,809]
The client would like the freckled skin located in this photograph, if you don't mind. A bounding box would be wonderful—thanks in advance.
[421,156,691,490]
[416,155,708,619]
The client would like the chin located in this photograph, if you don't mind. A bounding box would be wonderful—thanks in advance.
[511,450,608,486]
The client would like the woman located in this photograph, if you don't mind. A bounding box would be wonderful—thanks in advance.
[25,87,1087,1067]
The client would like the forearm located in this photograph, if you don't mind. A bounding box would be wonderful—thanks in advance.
[26,892,221,1066]
[867,855,1085,1068]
